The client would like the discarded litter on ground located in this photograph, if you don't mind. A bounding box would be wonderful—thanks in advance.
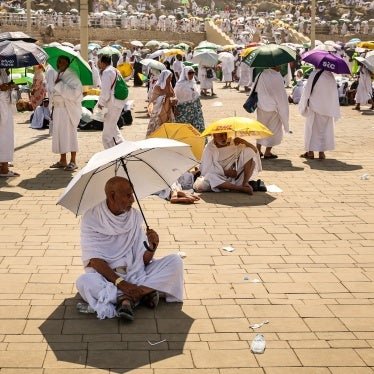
[222,245,235,252]
[249,320,269,329]
[266,184,283,193]
[147,339,166,346]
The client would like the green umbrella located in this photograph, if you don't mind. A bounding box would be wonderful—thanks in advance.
[174,42,190,51]
[44,45,93,85]
[82,95,99,109]
[243,44,296,68]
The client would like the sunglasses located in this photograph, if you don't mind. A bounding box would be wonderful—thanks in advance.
[187,71,195,74]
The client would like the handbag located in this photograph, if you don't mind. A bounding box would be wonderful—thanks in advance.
[243,72,262,113]
[206,68,214,79]
[111,70,129,100]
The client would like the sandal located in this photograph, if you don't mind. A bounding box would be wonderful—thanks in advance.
[50,162,66,168]
[0,171,20,177]
[263,153,278,159]
[141,290,159,309]
[300,152,314,159]
[116,297,135,321]
[64,162,78,171]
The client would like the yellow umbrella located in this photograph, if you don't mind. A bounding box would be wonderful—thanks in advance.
[201,117,273,139]
[163,49,185,57]
[357,41,374,50]
[222,44,236,51]
[148,123,205,161]
[240,46,258,58]
[117,62,133,78]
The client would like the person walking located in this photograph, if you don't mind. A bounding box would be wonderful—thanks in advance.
[97,54,128,149]
[255,66,289,159]
[298,68,341,159]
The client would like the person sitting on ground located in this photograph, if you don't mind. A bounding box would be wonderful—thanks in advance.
[193,132,262,195]
[288,78,305,104]
[30,98,51,129]
[76,176,184,321]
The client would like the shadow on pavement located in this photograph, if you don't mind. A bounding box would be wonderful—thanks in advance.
[0,191,23,201]
[18,169,73,190]
[262,159,304,172]
[39,295,194,372]
[14,133,49,152]
[303,158,363,171]
[198,191,276,206]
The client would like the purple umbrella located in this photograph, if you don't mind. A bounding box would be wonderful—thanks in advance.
[301,50,350,74]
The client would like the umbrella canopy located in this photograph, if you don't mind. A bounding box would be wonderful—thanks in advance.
[57,138,197,217]
[82,94,99,109]
[131,40,144,47]
[192,49,219,66]
[145,40,160,47]
[140,58,166,71]
[357,41,374,50]
[98,46,121,56]
[243,44,296,68]
[148,123,205,161]
[88,42,101,50]
[163,49,185,57]
[111,44,122,50]
[10,68,34,85]
[174,42,190,51]
[240,46,258,58]
[313,44,337,52]
[0,31,37,43]
[218,51,235,62]
[117,62,133,78]
[301,50,350,74]
[0,40,48,68]
[354,56,374,73]
[44,45,93,85]
[61,41,74,49]
[195,41,219,51]
[201,117,273,139]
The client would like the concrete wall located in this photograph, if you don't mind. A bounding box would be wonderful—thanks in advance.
[204,21,235,46]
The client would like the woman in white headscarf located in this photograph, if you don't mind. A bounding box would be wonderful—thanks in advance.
[146,70,176,136]
[174,66,205,132]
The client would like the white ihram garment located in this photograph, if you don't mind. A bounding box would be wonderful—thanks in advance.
[76,201,184,319]
[355,66,372,105]
[238,63,253,87]
[256,69,289,148]
[0,70,14,163]
[51,68,82,154]
[199,140,261,191]
[299,69,341,152]
[98,65,126,149]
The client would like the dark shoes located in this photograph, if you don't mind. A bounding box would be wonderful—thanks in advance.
[249,179,267,192]
[116,298,135,321]
[263,153,278,159]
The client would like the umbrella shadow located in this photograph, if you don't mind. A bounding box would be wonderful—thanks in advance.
[39,295,194,372]
[18,169,73,190]
[0,190,23,201]
[361,109,374,116]
[198,191,276,206]
[261,158,304,172]
[303,158,363,171]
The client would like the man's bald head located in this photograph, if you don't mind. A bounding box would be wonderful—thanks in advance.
[105,176,131,197]
[105,177,134,215]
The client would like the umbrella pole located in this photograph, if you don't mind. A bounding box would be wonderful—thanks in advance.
[119,157,149,230]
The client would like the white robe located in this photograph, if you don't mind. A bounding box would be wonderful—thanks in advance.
[98,65,125,149]
[76,201,184,319]
[30,105,51,129]
[256,69,289,147]
[199,140,261,191]
[238,63,253,87]
[299,69,340,152]
[198,66,214,90]
[51,68,82,154]
[0,70,14,163]
[355,66,372,105]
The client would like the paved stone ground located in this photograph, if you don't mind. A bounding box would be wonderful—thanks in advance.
[0,81,374,373]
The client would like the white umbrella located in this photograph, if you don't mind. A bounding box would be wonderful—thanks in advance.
[140,58,166,71]
[131,40,144,47]
[192,49,219,66]
[61,41,74,48]
[57,139,197,223]
[218,51,235,62]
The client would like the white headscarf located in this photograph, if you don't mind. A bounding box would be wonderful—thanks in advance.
[174,66,199,104]
[154,69,172,89]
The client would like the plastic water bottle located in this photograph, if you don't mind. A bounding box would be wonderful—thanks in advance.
[250,334,266,354]
[76,302,95,314]
[360,174,369,180]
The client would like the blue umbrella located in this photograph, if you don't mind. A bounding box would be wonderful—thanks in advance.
[111,44,122,50]
[0,40,47,68]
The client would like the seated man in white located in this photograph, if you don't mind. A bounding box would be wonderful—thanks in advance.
[76,176,184,321]
[194,132,262,195]
[30,98,51,129]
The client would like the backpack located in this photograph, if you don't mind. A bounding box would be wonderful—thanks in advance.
[111,70,129,100]
[206,68,214,79]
